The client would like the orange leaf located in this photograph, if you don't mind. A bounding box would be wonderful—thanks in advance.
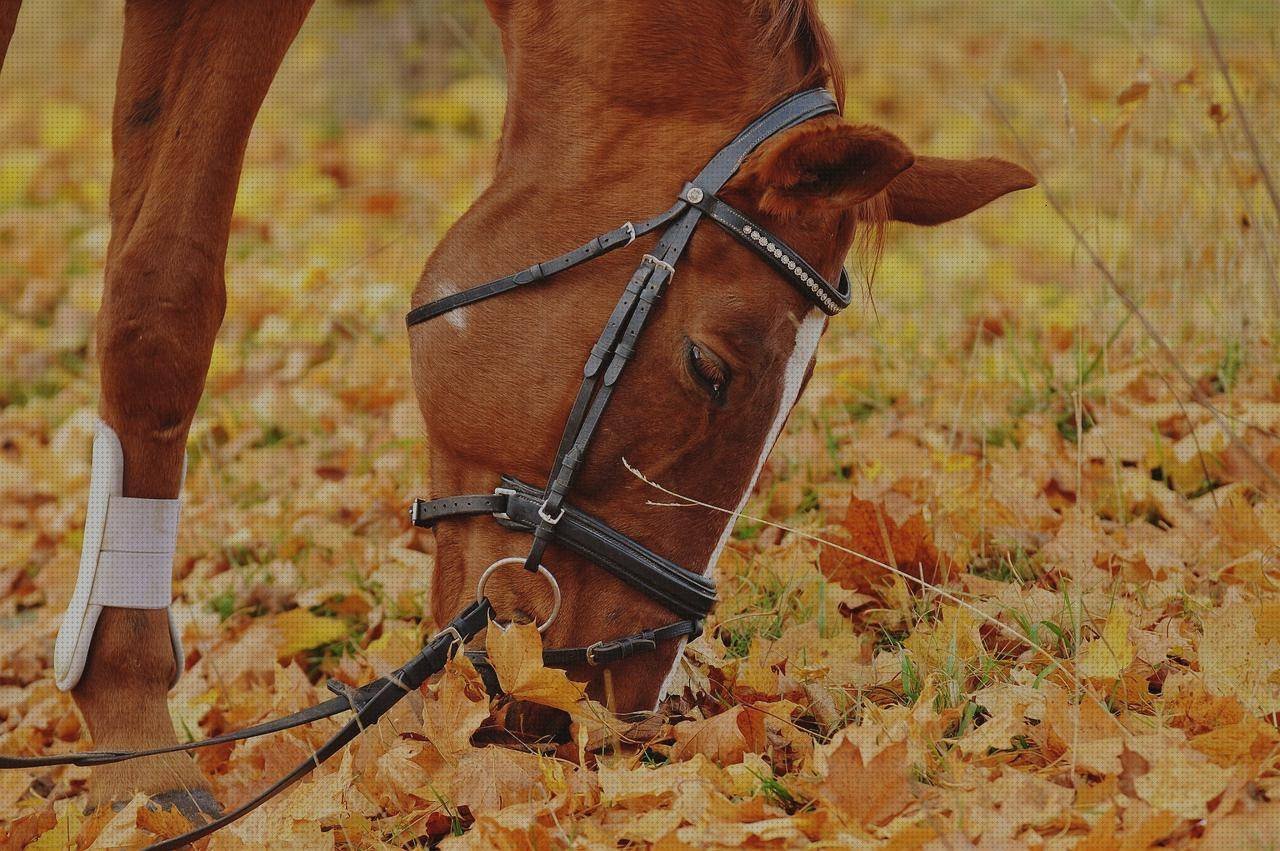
[0,806,55,848]
[671,705,767,765]
[818,496,944,594]
[486,621,587,712]
[1116,81,1151,105]
[136,805,192,839]
[818,737,915,827]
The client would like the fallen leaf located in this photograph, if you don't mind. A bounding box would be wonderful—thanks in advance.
[422,655,491,761]
[1077,607,1135,683]
[818,736,915,827]
[1116,80,1151,105]
[485,622,586,712]
[671,705,766,765]
[274,608,351,659]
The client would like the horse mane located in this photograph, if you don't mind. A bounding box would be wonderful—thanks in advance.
[757,0,846,110]
[757,2,891,291]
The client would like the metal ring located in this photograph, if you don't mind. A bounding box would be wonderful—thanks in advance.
[476,557,562,634]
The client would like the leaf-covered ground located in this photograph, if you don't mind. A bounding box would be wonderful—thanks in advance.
[3,1,1280,847]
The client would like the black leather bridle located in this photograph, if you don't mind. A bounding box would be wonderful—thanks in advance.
[0,87,850,848]
[408,86,851,685]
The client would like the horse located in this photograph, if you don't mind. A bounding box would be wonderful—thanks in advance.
[0,0,1033,826]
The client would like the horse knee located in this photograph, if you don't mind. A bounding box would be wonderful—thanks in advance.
[97,244,225,444]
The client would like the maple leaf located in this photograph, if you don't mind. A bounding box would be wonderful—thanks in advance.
[1038,684,1125,776]
[0,806,55,849]
[818,494,945,595]
[671,705,766,765]
[485,621,586,712]
[445,746,548,813]
[1124,733,1236,819]
[422,655,491,761]
[903,603,982,673]
[135,804,191,840]
[817,736,915,827]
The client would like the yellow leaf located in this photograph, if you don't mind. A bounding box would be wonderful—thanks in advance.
[422,656,491,761]
[274,608,350,659]
[1127,734,1235,819]
[904,604,982,673]
[0,150,42,207]
[485,621,586,712]
[1077,608,1135,682]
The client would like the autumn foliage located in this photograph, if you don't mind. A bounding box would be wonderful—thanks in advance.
[3,0,1280,848]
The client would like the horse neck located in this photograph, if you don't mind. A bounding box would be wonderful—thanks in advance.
[491,0,811,193]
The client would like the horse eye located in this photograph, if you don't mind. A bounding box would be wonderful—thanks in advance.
[685,339,729,403]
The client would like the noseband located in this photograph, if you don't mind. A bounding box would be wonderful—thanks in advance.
[1,88,850,848]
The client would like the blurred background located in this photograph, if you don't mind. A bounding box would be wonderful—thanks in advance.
[1,0,1272,465]
[2,1,1279,844]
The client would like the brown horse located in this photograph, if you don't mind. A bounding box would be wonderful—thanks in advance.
[1,0,1032,819]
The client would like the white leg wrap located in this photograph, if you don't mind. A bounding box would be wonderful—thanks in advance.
[54,420,185,692]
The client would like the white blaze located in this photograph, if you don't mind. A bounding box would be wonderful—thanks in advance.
[705,308,825,577]
[657,308,825,701]
[445,304,467,330]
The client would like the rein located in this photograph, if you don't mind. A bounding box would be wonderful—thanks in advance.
[0,88,850,848]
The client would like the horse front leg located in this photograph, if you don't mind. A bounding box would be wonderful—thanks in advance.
[63,0,313,816]
[0,1,19,73]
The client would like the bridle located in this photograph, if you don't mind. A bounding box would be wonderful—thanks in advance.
[0,88,851,848]
[408,86,850,686]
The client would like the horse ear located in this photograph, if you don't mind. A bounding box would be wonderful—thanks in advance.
[884,156,1036,225]
[742,118,915,216]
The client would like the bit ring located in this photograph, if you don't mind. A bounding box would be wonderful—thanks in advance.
[476,557,562,634]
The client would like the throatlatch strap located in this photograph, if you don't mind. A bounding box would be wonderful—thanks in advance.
[405,201,688,327]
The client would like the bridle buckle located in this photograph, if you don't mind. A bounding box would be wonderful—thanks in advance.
[585,640,607,666]
[437,625,465,656]
[622,221,637,246]
[493,486,516,521]
[642,254,676,277]
[538,501,565,525]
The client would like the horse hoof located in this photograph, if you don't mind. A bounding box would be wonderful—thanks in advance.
[150,788,223,824]
[96,787,222,825]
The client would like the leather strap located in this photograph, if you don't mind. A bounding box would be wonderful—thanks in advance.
[467,618,701,696]
[681,185,851,314]
[0,602,490,769]
[694,88,840,190]
[405,201,687,327]
[142,600,493,851]
[410,478,717,621]
[467,618,701,670]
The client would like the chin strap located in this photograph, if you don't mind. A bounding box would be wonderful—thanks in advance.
[464,618,701,697]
